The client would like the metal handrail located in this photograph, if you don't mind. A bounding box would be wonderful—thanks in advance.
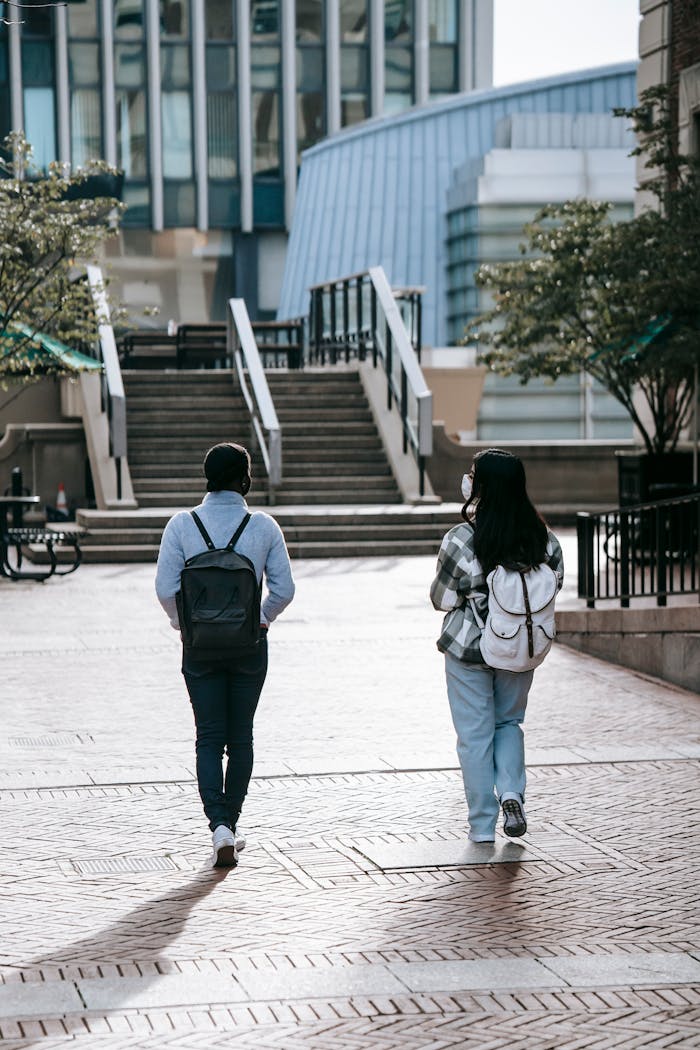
[577,492,699,608]
[86,265,127,500]
[308,266,432,496]
[227,298,282,504]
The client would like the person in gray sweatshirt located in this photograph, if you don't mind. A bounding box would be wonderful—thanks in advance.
[156,442,295,867]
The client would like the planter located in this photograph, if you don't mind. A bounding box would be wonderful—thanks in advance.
[615,450,695,506]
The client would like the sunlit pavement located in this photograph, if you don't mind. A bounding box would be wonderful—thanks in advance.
[1,535,698,1047]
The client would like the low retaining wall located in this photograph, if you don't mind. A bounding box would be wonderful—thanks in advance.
[428,431,634,518]
[557,606,700,694]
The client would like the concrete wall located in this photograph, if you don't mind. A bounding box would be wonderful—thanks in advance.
[0,378,63,427]
[558,605,700,694]
[0,423,88,515]
[427,433,632,517]
[0,379,88,514]
[421,348,486,441]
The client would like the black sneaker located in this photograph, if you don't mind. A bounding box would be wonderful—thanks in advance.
[502,798,527,838]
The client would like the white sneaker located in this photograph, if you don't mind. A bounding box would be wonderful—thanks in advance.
[211,824,238,868]
[233,826,246,853]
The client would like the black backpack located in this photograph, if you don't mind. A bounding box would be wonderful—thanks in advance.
[176,511,261,659]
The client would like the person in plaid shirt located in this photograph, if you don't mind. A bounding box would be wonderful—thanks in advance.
[430,449,564,843]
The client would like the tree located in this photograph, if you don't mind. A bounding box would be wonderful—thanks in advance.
[0,132,125,380]
[467,86,700,455]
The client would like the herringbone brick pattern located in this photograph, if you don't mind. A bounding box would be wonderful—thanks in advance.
[1,552,699,1047]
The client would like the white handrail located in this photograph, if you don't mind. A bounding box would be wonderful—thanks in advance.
[368,266,433,458]
[227,298,282,501]
[86,264,127,460]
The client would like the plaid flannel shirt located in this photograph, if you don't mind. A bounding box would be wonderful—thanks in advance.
[430,521,565,663]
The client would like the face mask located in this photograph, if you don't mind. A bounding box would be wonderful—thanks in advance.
[461,473,473,501]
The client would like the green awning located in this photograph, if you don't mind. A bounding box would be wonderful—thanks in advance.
[0,324,103,375]
[591,314,673,363]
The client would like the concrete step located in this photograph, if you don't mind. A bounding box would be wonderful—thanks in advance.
[76,522,448,548]
[77,507,461,530]
[127,398,248,411]
[135,490,402,507]
[59,538,442,562]
[127,408,375,424]
[129,458,388,476]
[126,434,384,452]
[132,475,398,494]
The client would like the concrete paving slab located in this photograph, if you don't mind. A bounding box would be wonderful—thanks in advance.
[87,766,194,785]
[388,958,564,992]
[352,838,535,869]
[542,951,700,987]
[0,769,95,789]
[570,744,690,763]
[78,974,248,1011]
[236,963,408,1001]
[284,756,395,775]
[0,981,83,1019]
[525,747,588,766]
[378,751,459,770]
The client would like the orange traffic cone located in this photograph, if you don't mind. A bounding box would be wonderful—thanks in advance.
[56,483,68,515]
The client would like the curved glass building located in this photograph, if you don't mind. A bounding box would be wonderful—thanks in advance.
[0,0,493,320]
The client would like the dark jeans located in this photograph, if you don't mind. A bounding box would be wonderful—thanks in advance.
[183,636,268,832]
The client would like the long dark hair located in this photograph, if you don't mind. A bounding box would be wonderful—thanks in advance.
[462,449,547,574]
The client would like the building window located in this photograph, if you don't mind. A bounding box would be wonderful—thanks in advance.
[114,0,144,37]
[428,0,456,42]
[341,46,369,127]
[296,0,322,42]
[68,0,103,169]
[115,0,149,225]
[251,0,279,40]
[69,0,99,37]
[160,5,194,225]
[22,5,57,170]
[340,0,368,126]
[252,49,281,175]
[429,0,457,96]
[341,0,367,42]
[161,46,193,179]
[385,0,413,113]
[296,4,324,157]
[205,0,235,39]
[207,44,237,177]
[161,0,189,38]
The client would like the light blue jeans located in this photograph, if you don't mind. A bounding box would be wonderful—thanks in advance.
[445,654,534,841]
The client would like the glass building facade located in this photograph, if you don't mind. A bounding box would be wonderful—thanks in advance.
[0,0,493,319]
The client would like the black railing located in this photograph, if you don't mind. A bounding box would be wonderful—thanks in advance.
[308,267,432,497]
[309,271,423,365]
[577,493,700,608]
[118,320,304,370]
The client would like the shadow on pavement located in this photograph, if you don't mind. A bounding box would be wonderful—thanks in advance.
[28,867,234,971]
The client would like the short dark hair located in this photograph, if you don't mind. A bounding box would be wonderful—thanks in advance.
[203,443,251,492]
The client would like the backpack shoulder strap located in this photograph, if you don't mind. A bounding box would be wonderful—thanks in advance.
[190,510,215,550]
[226,512,251,551]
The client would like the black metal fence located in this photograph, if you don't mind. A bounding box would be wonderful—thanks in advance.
[308,273,423,365]
[577,493,700,607]
[307,268,432,497]
[118,320,304,369]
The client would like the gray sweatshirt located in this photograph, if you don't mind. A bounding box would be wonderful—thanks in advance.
[155,490,295,629]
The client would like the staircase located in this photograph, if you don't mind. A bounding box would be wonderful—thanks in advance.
[75,368,459,561]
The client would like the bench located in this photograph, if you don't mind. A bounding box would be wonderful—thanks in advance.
[0,496,82,582]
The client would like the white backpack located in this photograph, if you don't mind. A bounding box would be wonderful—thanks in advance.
[473,563,559,672]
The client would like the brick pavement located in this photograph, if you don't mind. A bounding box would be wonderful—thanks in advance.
[0,533,699,1047]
